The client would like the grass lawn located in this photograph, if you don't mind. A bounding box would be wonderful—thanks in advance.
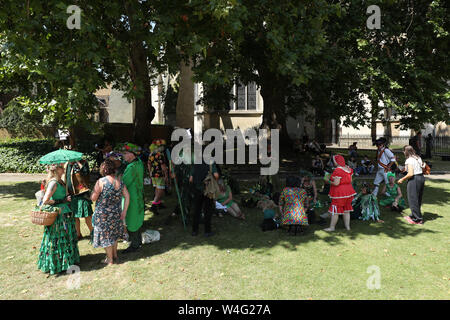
[0,179,449,300]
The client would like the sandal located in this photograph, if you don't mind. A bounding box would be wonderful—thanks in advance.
[101,258,113,265]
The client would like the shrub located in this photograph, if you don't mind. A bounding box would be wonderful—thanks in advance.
[0,138,98,173]
[0,102,47,138]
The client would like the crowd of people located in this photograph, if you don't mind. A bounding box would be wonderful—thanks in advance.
[35,133,428,275]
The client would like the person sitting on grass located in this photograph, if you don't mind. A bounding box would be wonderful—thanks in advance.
[311,155,324,176]
[361,156,375,175]
[379,172,406,212]
[216,179,245,220]
[351,182,384,223]
[258,198,279,231]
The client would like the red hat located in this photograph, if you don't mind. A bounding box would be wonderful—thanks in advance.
[333,155,346,167]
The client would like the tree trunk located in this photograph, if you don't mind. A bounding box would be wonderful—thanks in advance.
[370,97,379,143]
[69,127,76,150]
[260,84,292,150]
[175,60,195,129]
[125,2,155,146]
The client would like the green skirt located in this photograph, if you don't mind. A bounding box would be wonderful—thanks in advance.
[37,211,80,274]
[379,196,406,208]
[70,194,93,218]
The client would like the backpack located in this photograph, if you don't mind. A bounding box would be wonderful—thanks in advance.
[203,164,221,199]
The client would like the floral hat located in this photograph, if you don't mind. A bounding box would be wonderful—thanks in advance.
[150,139,166,153]
[117,142,141,155]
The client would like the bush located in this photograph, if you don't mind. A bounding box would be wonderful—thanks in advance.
[0,138,98,173]
[0,102,47,138]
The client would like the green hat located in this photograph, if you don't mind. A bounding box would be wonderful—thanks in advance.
[117,142,141,155]
[387,172,396,179]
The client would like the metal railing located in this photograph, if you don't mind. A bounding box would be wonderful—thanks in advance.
[429,136,450,156]
[337,134,450,156]
[337,135,410,149]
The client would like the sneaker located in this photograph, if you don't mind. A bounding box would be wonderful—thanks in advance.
[191,231,198,237]
[404,216,415,224]
[204,232,215,238]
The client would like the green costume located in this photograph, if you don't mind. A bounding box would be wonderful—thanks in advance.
[65,162,93,218]
[352,193,381,221]
[37,180,80,274]
[379,183,406,208]
[216,185,234,208]
[122,158,145,232]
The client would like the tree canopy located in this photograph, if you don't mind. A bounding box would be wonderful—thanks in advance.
[0,0,448,145]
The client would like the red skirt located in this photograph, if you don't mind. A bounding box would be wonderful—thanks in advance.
[328,196,354,215]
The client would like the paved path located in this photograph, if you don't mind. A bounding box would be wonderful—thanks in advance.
[0,173,47,182]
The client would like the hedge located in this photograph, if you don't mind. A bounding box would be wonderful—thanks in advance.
[0,138,98,173]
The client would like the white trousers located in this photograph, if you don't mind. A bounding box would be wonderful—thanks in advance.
[372,168,388,196]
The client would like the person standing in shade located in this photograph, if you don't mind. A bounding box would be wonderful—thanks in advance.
[398,146,426,225]
[324,155,356,231]
[372,138,396,197]
[64,159,93,240]
[119,143,145,253]
[37,163,79,274]
[91,159,130,265]
[409,132,422,157]
[189,155,219,237]
[148,139,169,215]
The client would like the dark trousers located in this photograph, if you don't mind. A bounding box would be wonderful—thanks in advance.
[128,229,142,249]
[407,175,425,222]
[192,189,214,234]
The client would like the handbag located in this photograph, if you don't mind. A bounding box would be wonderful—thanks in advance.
[422,161,431,175]
[31,205,61,226]
[203,164,221,199]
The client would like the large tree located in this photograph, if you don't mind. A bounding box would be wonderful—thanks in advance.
[0,1,166,144]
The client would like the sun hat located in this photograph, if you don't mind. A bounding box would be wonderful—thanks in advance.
[117,142,141,155]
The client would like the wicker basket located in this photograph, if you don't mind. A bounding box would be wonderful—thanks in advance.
[31,206,61,226]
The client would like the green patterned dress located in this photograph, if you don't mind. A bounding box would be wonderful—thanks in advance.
[37,180,80,274]
[66,162,93,218]
[379,183,406,208]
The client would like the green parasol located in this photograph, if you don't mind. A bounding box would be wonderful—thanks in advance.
[39,149,83,164]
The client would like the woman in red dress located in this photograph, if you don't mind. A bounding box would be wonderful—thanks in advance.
[324,155,356,231]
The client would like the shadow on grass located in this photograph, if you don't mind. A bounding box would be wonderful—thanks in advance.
[0,182,40,201]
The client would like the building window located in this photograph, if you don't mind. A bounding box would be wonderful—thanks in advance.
[229,82,258,111]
